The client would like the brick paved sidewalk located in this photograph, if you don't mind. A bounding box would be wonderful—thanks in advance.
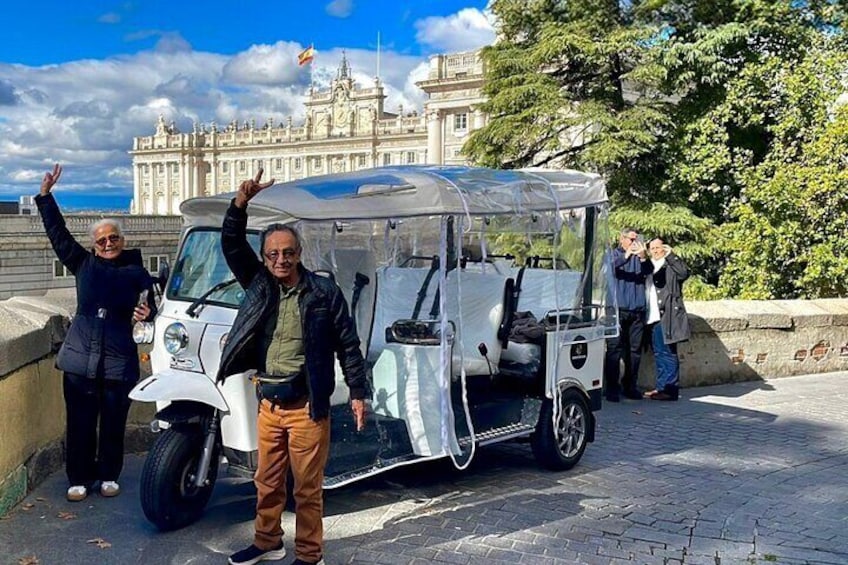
[1,372,846,564]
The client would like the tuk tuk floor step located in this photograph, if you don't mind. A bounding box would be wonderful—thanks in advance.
[457,422,535,447]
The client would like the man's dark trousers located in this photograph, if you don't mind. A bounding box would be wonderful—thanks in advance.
[604,309,645,399]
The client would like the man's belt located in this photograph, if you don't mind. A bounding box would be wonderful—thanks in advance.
[255,371,307,405]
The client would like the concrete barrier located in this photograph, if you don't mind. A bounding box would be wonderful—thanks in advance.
[0,290,155,516]
[2,293,848,516]
[637,300,848,389]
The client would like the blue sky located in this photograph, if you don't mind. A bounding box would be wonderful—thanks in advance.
[0,0,493,211]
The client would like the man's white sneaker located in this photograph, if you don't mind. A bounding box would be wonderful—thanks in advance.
[66,485,88,502]
[100,481,121,497]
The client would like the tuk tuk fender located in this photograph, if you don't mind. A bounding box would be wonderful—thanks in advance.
[130,369,229,412]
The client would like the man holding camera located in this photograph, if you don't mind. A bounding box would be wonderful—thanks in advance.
[604,227,653,402]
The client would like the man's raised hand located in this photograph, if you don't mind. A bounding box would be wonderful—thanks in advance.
[234,168,275,208]
[40,164,62,195]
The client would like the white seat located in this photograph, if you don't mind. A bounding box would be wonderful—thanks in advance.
[368,266,508,376]
[444,270,507,376]
[500,268,582,367]
[368,267,438,363]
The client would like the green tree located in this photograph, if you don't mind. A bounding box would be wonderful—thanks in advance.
[718,44,848,298]
[467,0,848,299]
[465,0,673,204]
[609,203,722,299]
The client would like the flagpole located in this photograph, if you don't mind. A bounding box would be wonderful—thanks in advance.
[310,43,314,90]
[376,32,381,79]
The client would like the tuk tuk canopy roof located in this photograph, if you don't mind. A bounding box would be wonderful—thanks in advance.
[180,165,608,228]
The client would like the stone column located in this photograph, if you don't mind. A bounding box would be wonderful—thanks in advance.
[164,161,173,215]
[132,163,141,215]
[150,163,159,214]
[179,156,188,202]
[211,155,218,195]
[426,108,443,165]
[472,106,485,130]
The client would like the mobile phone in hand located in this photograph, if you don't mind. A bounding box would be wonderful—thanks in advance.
[137,289,149,307]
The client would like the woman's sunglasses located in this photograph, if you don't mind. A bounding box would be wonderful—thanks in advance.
[95,234,122,247]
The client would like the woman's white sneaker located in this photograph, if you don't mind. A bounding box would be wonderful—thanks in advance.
[66,485,88,502]
[100,481,121,497]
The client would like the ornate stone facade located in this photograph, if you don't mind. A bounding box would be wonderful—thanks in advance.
[129,50,487,215]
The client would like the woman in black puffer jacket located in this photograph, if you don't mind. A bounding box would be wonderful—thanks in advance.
[35,164,156,502]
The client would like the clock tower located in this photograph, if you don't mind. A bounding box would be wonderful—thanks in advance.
[305,52,386,139]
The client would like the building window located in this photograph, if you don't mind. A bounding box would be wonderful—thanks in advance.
[382,153,391,166]
[294,158,302,170]
[275,158,282,170]
[239,161,246,173]
[256,159,264,171]
[406,151,416,164]
[358,154,366,167]
[222,162,229,173]
[53,260,71,279]
[149,255,169,274]
[454,113,468,131]
[314,157,322,169]
[172,163,179,173]
[157,163,164,174]
[142,164,149,175]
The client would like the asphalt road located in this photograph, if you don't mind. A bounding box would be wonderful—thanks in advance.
[2,372,846,564]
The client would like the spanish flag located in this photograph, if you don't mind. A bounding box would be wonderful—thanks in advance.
[298,45,315,66]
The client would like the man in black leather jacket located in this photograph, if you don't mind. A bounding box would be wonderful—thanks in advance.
[35,164,156,503]
[221,169,368,565]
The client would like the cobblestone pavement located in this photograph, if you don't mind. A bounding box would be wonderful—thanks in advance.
[1,372,846,564]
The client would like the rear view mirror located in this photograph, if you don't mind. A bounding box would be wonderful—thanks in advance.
[157,259,170,290]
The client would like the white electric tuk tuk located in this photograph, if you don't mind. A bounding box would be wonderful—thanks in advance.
[130,165,614,531]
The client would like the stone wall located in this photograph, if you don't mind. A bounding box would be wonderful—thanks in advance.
[639,300,848,389]
[0,213,181,300]
[0,291,154,516]
[2,292,848,516]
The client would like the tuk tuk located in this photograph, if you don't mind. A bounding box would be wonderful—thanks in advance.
[130,165,614,531]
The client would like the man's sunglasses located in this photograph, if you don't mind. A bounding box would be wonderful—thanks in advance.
[264,249,298,261]
[95,234,122,247]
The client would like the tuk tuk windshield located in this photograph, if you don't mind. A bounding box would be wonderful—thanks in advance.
[167,228,261,308]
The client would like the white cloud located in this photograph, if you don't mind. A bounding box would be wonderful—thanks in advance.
[222,42,310,86]
[11,169,42,182]
[325,0,353,18]
[414,8,496,53]
[98,12,121,24]
[0,3,502,201]
[0,39,431,198]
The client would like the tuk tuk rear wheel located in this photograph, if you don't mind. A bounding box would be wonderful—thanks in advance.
[140,427,220,531]
[531,387,589,471]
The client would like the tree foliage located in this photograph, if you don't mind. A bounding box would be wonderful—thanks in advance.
[467,0,848,299]
[718,44,848,298]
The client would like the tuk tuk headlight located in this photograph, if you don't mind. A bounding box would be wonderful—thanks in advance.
[163,322,189,354]
[133,321,155,344]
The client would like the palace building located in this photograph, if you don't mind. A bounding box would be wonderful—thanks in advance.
[129,50,486,215]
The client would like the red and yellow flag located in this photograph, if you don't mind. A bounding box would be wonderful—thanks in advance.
[298,45,315,66]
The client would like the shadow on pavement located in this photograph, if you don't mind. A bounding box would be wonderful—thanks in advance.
[1,375,846,564]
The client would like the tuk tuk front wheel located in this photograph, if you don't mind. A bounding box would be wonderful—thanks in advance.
[140,427,220,531]
[531,387,589,471]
